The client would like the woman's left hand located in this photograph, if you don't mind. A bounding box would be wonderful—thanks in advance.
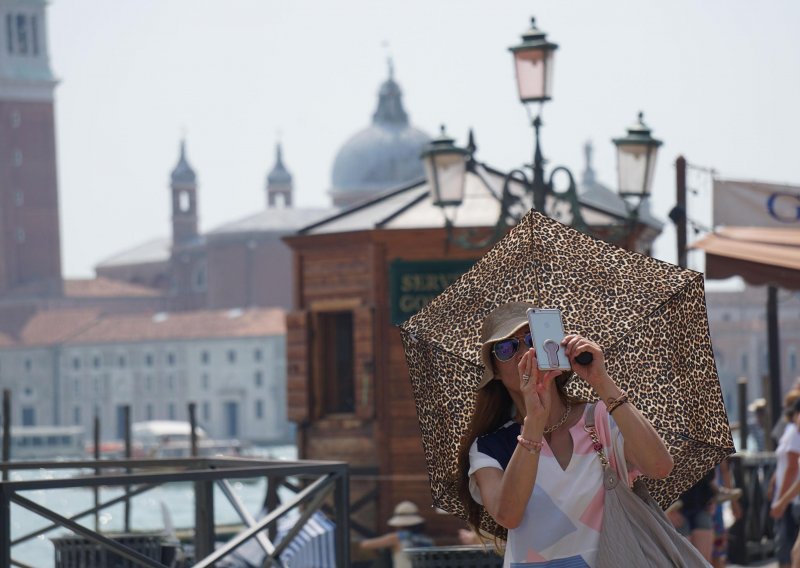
[561,334,610,391]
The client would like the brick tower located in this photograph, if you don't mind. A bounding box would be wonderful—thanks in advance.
[0,0,61,296]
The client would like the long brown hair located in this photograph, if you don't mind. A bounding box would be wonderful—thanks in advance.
[455,370,576,536]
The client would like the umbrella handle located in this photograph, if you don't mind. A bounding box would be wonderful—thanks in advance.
[575,352,593,365]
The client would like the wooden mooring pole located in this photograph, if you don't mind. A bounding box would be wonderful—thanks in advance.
[2,390,10,481]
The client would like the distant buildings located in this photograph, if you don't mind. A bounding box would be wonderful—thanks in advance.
[0,0,434,446]
[706,285,800,422]
[0,307,288,443]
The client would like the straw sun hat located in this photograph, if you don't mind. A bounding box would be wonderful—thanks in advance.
[478,301,537,390]
[387,500,425,527]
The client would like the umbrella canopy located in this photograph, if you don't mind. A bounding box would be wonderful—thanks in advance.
[400,210,733,537]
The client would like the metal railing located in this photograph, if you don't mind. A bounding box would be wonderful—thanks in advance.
[727,451,777,565]
[0,456,349,567]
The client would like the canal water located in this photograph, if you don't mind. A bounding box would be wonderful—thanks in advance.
[8,446,296,568]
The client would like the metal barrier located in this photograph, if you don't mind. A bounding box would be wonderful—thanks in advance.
[727,452,777,565]
[0,456,349,568]
[406,545,503,568]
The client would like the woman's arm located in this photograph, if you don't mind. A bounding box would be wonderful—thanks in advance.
[360,531,399,551]
[473,350,559,529]
[563,335,673,479]
[595,380,674,479]
[771,452,800,518]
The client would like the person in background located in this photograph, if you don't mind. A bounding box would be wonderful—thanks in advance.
[747,398,767,451]
[360,500,433,568]
[673,469,716,562]
[711,458,743,568]
[769,398,800,568]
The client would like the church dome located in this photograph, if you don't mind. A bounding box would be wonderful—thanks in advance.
[330,64,430,207]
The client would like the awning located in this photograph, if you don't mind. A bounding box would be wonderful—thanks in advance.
[690,227,800,289]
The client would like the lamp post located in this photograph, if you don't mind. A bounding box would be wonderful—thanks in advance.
[421,17,585,249]
[611,112,663,250]
[423,18,662,252]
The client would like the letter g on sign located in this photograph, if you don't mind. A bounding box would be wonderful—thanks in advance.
[767,192,800,223]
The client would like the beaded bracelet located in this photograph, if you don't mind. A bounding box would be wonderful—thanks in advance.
[607,391,630,415]
[516,434,543,454]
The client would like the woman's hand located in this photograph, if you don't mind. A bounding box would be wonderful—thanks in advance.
[561,334,611,393]
[517,349,561,435]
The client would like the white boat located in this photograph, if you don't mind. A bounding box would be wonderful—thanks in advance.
[131,420,245,458]
[2,425,86,460]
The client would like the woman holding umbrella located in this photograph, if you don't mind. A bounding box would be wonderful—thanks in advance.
[457,302,675,566]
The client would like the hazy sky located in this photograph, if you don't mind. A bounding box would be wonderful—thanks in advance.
[48,1,800,278]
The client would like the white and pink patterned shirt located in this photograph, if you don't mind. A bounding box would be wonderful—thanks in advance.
[468,402,636,568]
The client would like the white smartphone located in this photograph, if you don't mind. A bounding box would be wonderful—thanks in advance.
[526,308,571,371]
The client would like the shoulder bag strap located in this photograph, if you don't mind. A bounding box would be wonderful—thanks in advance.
[584,402,620,489]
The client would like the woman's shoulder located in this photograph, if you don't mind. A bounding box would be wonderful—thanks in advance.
[476,420,518,442]
[471,420,518,469]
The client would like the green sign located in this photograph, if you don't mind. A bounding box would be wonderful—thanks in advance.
[389,259,476,325]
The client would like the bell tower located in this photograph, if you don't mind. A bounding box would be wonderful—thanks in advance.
[0,0,61,296]
[266,143,293,208]
[170,140,198,245]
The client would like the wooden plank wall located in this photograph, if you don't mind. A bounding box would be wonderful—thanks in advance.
[285,228,491,545]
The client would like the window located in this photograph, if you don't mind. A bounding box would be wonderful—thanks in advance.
[116,405,127,440]
[10,110,20,128]
[72,357,80,370]
[30,15,38,55]
[24,359,32,372]
[193,263,206,291]
[167,375,174,390]
[202,374,209,390]
[15,14,26,54]
[146,404,154,420]
[255,400,263,419]
[23,387,32,397]
[167,352,175,365]
[146,376,152,391]
[254,371,263,387]
[741,353,748,372]
[201,351,210,364]
[73,379,80,396]
[5,15,12,53]
[168,403,176,420]
[254,348,263,362]
[16,228,25,243]
[227,350,236,363]
[318,311,355,414]
[179,190,190,212]
[118,355,126,368]
[145,353,154,366]
[73,406,81,425]
[21,406,35,426]
[13,149,22,166]
[202,401,210,421]
[93,356,101,368]
[14,191,23,206]
[790,350,797,372]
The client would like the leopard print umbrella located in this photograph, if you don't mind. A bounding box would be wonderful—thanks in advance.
[399,209,734,539]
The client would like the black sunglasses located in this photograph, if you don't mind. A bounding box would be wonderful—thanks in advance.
[492,333,533,362]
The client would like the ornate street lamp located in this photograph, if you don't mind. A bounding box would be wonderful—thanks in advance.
[612,112,663,248]
[509,17,558,104]
[613,111,662,203]
[421,126,468,207]
[423,17,585,250]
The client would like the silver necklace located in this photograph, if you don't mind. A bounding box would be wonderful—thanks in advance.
[544,401,572,434]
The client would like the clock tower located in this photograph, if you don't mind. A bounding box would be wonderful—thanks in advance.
[0,0,60,296]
